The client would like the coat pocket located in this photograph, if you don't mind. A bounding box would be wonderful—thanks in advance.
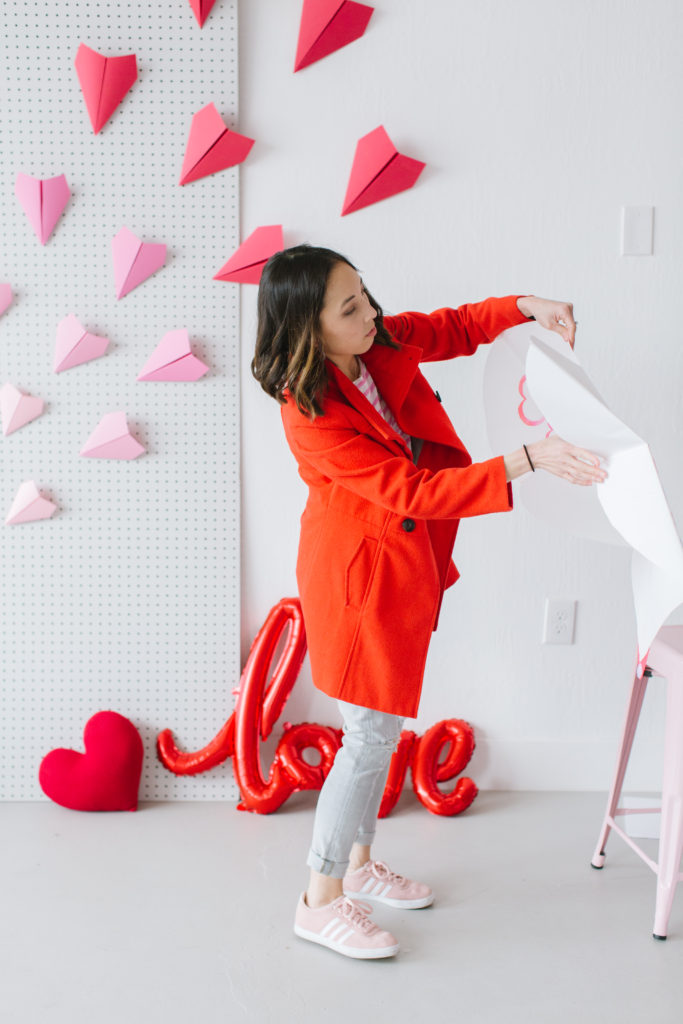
[344,536,378,609]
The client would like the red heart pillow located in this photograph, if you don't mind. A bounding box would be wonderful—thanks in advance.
[39,710,144,811]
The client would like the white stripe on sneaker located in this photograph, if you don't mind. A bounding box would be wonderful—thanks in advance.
[380,883,393,897]
[360,878,376,894]
[328,922,349,942]
[335,927,355,945]
[320,918,341,938]
[371,881,386,896]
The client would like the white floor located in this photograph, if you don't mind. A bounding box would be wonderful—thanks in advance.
[2,790,682,1024]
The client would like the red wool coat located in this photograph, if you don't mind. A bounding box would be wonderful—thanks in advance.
[280,295,531,718]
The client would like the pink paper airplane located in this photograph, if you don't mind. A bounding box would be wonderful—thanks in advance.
[188,0,217,28]
[137,329,209,381]
[112,227,167,299]
[6,481,57,525]
[342,125,425,215]
[74,43,138,134]
[1,383,45,436]
[214,225,284,284]
[15,173,71,245]
[54,314,109,373]
[80,412,145,460]
[295,0,374,71]
[180,103,254,185]
[0,284,12,316]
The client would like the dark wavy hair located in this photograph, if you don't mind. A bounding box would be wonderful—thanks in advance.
[251,244,398,419]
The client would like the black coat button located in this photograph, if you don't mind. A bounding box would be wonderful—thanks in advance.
[435,390,442,403]
[401,518,416,532]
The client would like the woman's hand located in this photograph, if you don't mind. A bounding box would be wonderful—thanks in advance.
[516,296,577,348]
[504,435,607,485]
[528,435,607,485]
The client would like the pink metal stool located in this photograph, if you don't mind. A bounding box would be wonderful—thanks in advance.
[592,625,683,939]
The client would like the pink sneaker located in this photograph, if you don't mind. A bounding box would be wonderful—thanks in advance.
[343,860,434,909]
[294,893,400,959]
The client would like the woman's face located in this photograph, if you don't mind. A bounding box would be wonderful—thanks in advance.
[318,261,377,375]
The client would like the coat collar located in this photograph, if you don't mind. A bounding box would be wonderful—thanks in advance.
[325,340,421,422]
[324,341,421,455]
[322,339,465,454]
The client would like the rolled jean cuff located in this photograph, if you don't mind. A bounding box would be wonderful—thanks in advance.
[354,829,376,846]
[306,848,349,879]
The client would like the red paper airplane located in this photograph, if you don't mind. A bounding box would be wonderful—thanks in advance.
[74,43,137,134]
[342,125,425,215]
[188,0,217,28]
[180,103,254,185]
[214,226,284,284]
[295,0,374,72]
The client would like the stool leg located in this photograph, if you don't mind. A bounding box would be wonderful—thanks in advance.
[591,669,650,868]
[653,675,683,939]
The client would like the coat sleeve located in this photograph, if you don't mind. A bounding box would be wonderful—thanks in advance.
[284,413,513,521]
[383,295,531,363]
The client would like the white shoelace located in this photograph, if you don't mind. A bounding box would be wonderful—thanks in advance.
[368,860,407,887]
[333,896,377,933]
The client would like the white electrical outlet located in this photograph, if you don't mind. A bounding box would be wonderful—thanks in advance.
[542,598,576,645]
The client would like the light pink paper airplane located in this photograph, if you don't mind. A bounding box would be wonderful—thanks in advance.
[180,103,254,185]
[74,43,138,134]
[342,125,425,215]
[0,284,12,316]
[112,227,167,299]
[54,314,109,373]
[295,0,374,71]
[188,0,217,28]
[214,225,284,284]
[15,173,71,244]
[1,383,45,436]
[80,412,145,460]
[6,481,57,525]
[137,329,209,381]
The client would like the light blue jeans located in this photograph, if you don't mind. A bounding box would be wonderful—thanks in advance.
[307,699,405,878]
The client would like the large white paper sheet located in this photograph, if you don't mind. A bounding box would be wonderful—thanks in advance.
[483,323,626,546]
[483,322,683,673]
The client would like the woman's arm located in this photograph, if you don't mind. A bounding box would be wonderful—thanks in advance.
[383,295,578,362]
[285,416,514,522]
[383,295,531,362]
[285,417,605,524]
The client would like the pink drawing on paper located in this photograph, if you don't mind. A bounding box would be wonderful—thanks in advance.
[518,375,553,437]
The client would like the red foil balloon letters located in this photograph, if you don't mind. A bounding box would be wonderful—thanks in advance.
[157,598,478,816]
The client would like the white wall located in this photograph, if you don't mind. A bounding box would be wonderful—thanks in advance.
[238,0,683,790]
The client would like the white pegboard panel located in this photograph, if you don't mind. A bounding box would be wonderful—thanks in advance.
[0,1,240,800]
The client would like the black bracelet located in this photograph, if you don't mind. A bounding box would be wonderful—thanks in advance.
[523,444,535,472]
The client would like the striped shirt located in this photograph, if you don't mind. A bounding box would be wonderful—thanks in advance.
[353,358,413,453]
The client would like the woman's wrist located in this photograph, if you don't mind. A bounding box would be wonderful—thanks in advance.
[516,295,536,319]
[503,447,534,482]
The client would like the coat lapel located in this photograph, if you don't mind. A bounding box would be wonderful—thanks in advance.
[326,357,413,457]
[325,341,464,452]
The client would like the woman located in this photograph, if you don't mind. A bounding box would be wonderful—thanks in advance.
[252,244,606,960]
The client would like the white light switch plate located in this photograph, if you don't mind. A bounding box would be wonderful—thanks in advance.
[621,205,654,255]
